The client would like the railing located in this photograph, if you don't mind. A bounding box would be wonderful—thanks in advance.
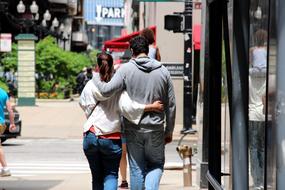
[206,171,225,190]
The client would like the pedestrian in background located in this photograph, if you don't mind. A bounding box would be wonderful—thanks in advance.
[76,67,87,94]
[80,52,164,190]
[3,69,17,98]
[249,29,267,75]
[141,28,161,61]
[93,36,176,190]
[0,87,16,177]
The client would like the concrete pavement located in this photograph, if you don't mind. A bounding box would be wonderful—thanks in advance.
[1,99,199,190]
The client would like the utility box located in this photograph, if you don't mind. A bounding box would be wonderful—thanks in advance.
[15,34,38,106]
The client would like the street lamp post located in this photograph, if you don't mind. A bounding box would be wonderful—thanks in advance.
[16,1,60,39]
[62,33,70,50]
[15,0,60,106]
[58,23,71,51]
[16,0,40,32]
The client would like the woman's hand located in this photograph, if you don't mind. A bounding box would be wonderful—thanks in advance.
[151,100,164,112]
[144,100,164,112]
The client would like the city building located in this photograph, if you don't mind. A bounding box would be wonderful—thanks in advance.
[83,0,126,50]
[0,0,86,52]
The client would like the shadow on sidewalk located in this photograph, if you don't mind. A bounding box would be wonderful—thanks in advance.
[0,179,62,190]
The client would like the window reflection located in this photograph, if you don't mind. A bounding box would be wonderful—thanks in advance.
[249,0,269,189]
[248,29,267,190]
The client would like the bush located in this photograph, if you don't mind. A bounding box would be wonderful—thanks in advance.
[0,79,8,92]
[1,36,97,99]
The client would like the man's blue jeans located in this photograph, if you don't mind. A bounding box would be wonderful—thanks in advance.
[83,132,122,190]
[125,129,165,190]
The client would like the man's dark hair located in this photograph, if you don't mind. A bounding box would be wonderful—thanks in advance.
[129,36,149,56]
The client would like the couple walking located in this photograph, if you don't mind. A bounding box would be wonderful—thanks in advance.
[80,36,176,190]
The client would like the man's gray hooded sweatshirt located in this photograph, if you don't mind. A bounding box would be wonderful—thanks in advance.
[93,56,176,135]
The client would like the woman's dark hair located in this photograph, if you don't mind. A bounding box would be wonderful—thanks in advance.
[255,29,267,47]
[97,52,114,82]
[129,36,149,56]
[140,28,155,45]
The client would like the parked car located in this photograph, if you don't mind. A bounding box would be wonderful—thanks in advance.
[0,107,22,143]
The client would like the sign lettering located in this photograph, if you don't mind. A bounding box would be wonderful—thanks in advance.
[163,63,184,77]
[96,5,125,19]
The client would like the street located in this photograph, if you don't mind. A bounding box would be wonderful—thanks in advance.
[0,100,198,190]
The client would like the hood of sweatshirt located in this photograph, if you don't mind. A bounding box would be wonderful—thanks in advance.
[130,57,162,72]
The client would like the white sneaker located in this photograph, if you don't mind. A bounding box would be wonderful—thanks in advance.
[1,168,11,177]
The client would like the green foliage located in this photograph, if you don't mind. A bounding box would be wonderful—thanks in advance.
[0,79,8,92]
[1,44,18,71]
[0,36,98,98]
[35,36,92,98]
[88,49,101,67]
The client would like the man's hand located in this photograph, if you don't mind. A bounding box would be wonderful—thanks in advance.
[164,133,173,144]
[9,124,16,132]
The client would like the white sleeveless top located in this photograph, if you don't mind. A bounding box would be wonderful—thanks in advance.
[148,45,157,60]
[252,47,267,69]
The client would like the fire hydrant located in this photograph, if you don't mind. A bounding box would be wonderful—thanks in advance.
[176,145,193,187]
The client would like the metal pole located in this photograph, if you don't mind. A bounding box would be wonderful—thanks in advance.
[197,0,210,188]
[275,0,285,188]
[231,0,249,189]
[207,0,222,188]
[182,0,193,133]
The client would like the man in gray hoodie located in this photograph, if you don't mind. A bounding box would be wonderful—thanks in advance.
[93,36,176,190]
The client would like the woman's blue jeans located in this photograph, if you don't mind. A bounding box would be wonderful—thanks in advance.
[83,132,122,190]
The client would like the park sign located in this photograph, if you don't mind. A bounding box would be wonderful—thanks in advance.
[84,0,125,26]
[15,34,38,106]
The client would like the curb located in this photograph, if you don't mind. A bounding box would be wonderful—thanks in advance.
[164,162,197,170]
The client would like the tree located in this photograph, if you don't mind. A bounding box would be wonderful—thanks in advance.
[1,36,94,98]
[1,44,18,71]
[36,36,92,97]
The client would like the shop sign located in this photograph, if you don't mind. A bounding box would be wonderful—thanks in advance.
[163,63,184,77]
[84,0,125,26]
[96,5,125,19]
[0,33,12,52]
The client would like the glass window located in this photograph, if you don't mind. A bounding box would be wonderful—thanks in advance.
[248,0,269,189]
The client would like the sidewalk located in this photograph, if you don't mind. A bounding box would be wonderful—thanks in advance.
[9,99,200,190]
[15,99,198,141]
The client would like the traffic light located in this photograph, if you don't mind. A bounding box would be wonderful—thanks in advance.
[164,15,183,32]
[164,14,192,33]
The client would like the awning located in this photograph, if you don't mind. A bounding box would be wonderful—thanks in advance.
[193,24,201,50]
[104,26,156,51]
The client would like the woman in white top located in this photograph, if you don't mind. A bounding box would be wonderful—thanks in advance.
[141,28,161,61]
[80,52,163,190]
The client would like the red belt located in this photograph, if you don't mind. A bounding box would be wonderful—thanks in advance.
[87,125,121,140]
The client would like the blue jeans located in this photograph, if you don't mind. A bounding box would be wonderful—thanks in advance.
[249,121,265,187]
[125,130,165,190]
[83,132,122,190]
